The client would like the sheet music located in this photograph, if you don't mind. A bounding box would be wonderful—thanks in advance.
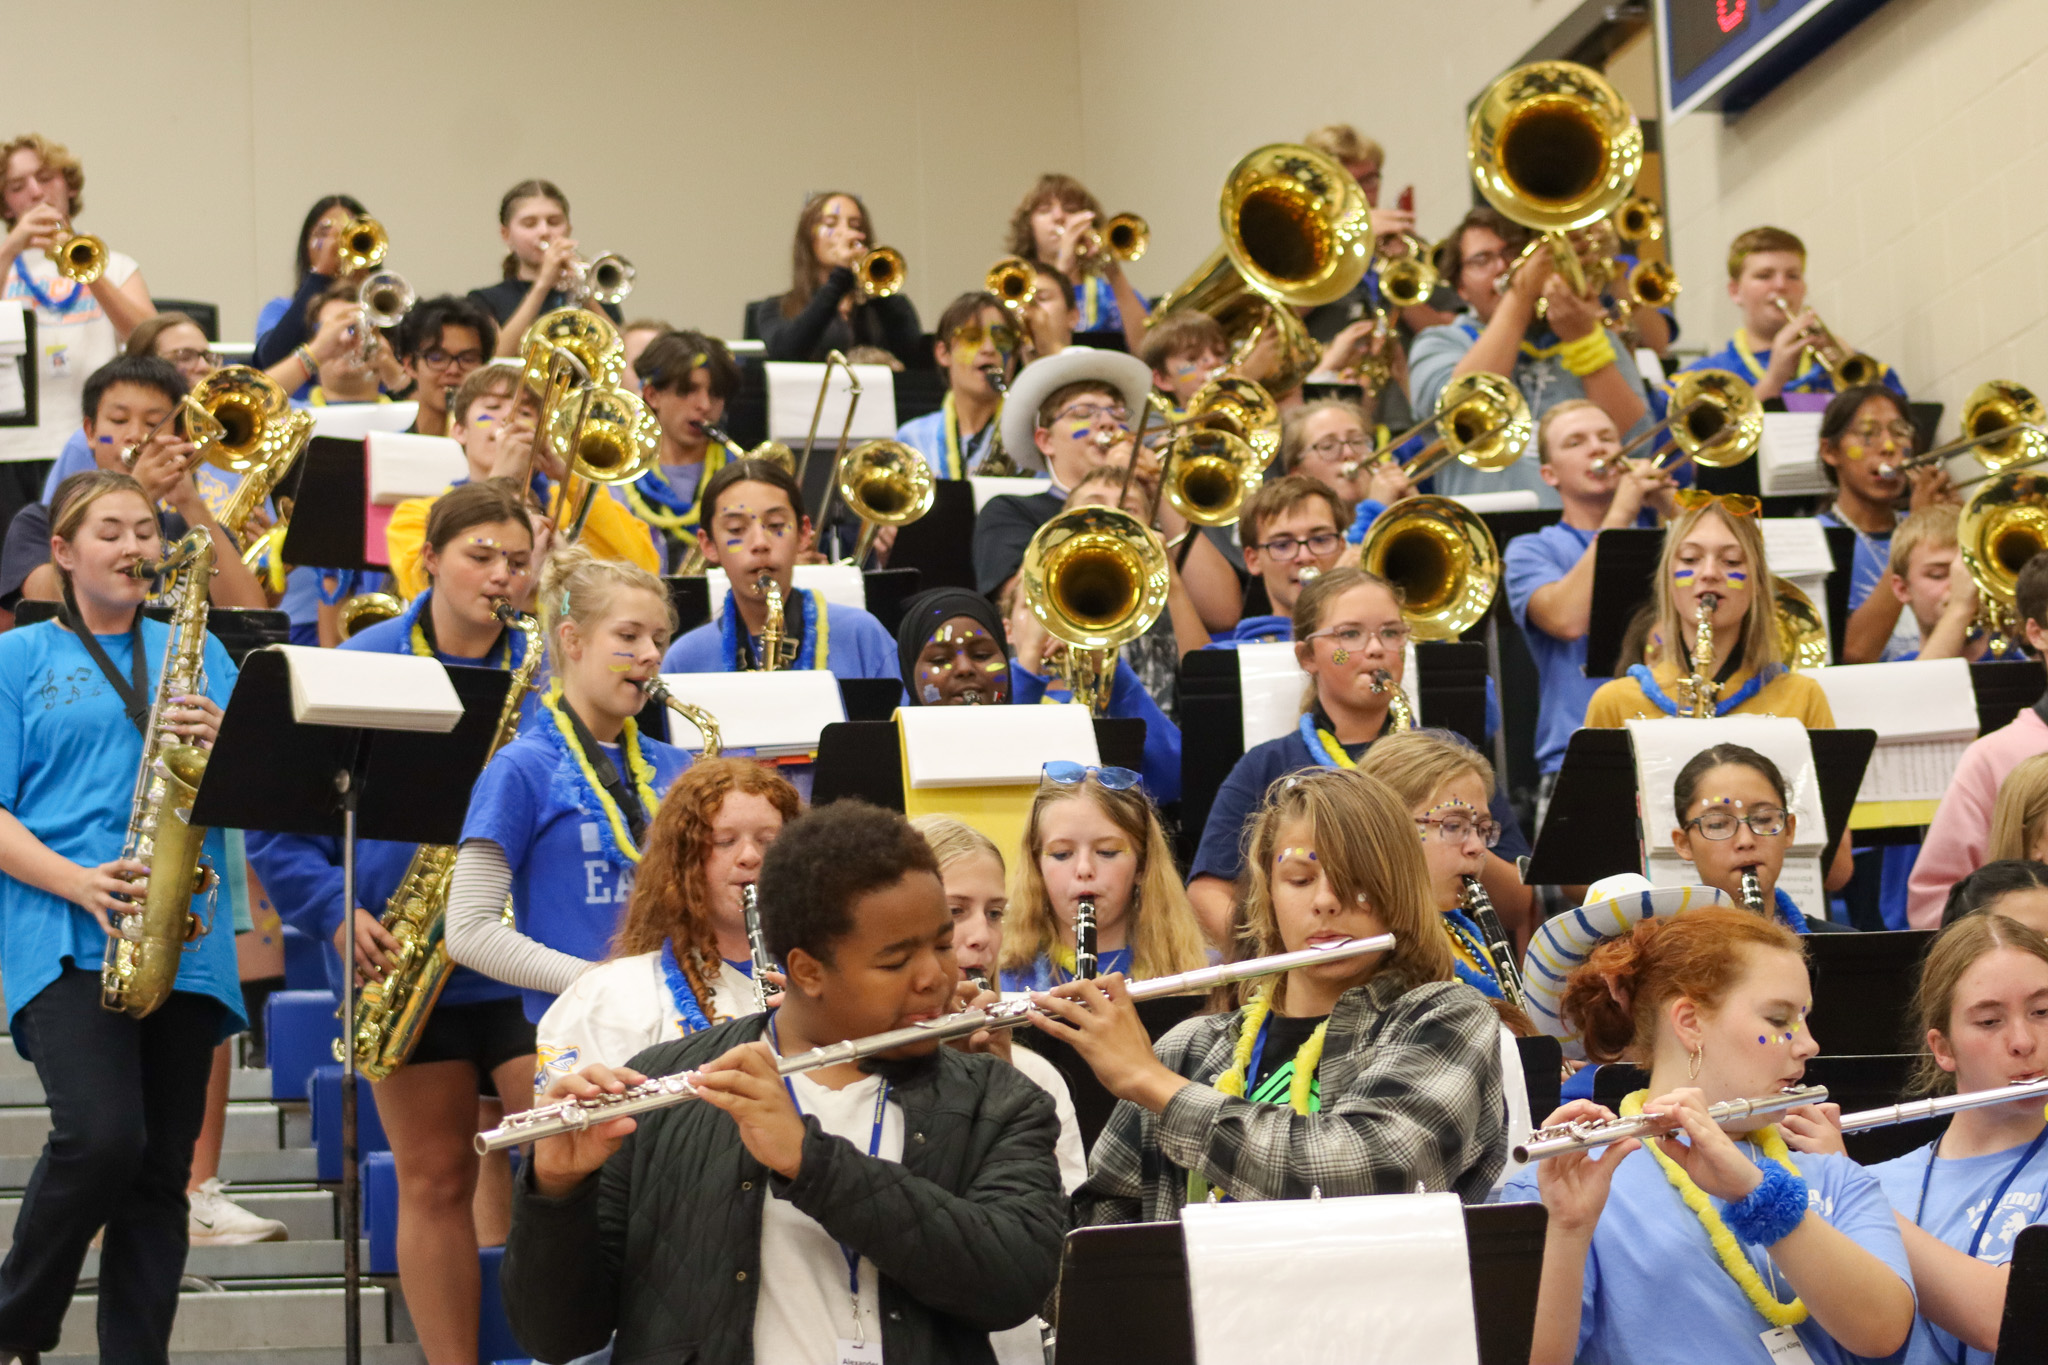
[1811,659,1978,742]
[1647,851,1827,922]
[1860,738,1970,803]
[1758,412,1831,496]
[1759,516,1834,577]
[0,301,24,416]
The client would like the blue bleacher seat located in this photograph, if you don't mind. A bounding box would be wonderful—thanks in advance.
[281,924,327,992]
[264,989,339,1101]
[362,1150,397,1275]
[310,1063,388,1182]
[476,1245,522,1362]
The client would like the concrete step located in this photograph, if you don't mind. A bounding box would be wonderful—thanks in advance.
[0,1102,291,1157]
[0,1145,318,1189]
[76,1238,366,1280]
[0,1044,31,1081]
[56,1283,400,1351]
[1,1187,338,1243]
[0,1067,272,1108]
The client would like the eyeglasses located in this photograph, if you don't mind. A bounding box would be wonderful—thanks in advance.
[951,321,1019,356]
[1846,421,1915,445]
[1310,623,1412,651]
[1306,433,1374,458]
[1042,761,1142,791]
[1052,401,1129,426]
[1461,249,1508,275]
[1255,531,1344,562]
[158,348,219,370]
[1685,808,1789,840]
[421,348,485,371]
[1415,814,1503,848]
[1673,489,1761,518]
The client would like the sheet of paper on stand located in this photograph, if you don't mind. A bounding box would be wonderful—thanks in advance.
[1759,516,1835,642]
[278,645,463,732]
[1236,640,1421,748]
[1811,658,1976,821]
[1447,489,1540,514]
[969,475,1047,510]
[0,302,25,415]
[1757,412,1831,497]
[1181,1192,1479,1365]
[704,563,865,618]
[310,401,419,440]
[365,431,466,505]
[763,361,898,443]
[899,703,1097,788]
[655,670,844,758]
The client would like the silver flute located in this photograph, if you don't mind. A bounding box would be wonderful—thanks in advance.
[741,883,775,1012]
[477,933,1395,1152]
[1460,875,1527,1013]
[1740,868,1766,916]
[1514,1084,1829,1163]
[1073,895,1099,980]
[1839,1076,2048,1132]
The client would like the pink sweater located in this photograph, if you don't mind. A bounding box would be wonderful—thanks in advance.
[1907,707,2048,927]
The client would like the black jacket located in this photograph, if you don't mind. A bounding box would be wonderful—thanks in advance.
[971,489,1064,597]
[501,1013,1068,1365]
[745,266,923,366]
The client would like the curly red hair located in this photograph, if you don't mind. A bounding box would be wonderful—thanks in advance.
[1561,907,1803,1063]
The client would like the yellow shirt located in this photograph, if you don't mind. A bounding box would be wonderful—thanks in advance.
[385,480,660,598]
[1583,659,1836,729]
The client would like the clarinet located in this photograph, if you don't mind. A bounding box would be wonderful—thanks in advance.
[478,934,1396,1152]
[741,883,775,1012]
[1073,894,1099,980]
[1740,868,1766,916]
[1461,875,1527,1013]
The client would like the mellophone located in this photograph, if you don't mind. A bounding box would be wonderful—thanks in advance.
[1514,1075,2048,1162]
[476,933,1396,1152]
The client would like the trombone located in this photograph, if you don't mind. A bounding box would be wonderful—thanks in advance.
[512,308,626,491]
[1357,495,1502,641]
[1019,506,1170,714]
[1959,466,2048,650]
[1774,296,1884,391]
[833,438,935,563]
[1876,380,2048,478]
[854,246,906,299]
[119,365,293,471]
[1587,369,1762,479]
[545,383,662,542]
[1349,372,1531,484]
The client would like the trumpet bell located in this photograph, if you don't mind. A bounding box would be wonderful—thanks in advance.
[836,439,936,527]
[1104,213,1148,263]
[855,246,906,299]
[336,215,389,274]
[1185,375,1281,467]
[1358,495,1502,641]
[359,272,415,328]
[50,233,107,284]
[1627,259,1680,310]
[1961,380,2048,473]
[986,256,1037,310]
[189,366,293,473]
[1614,195,1665,244]
[1666,368,1763,470]
[1469,61,1644,233]
[518,308,625,397]
[583,253,636,307]
[1022,506,1170,653]
[1378,236,1440,310]
[1774,578,1831,670]
[547,386,660,484]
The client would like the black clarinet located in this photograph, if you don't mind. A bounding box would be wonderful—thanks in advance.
[1073,895,1099,980]
[1461,875,1528,1013]
[1740,868,1766,916]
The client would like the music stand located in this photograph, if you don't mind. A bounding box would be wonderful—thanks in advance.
[1526,728,1874,887]
[189,648,507,1365]
[662,569,920,636]
[811,716,1146,811]
[1996,1225,2048,1365]
[1581,528,1662,678]
[1819,523,1854,662]
[0,306,35,430]
[1971,658,2047,736]
[885,480,978,592]
[280,436,375,573]
[1052,1204,1548,1365]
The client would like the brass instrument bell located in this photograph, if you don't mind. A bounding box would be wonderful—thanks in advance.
[1960,467,2048,644]
[1020,506,1170,714]
[336,592,406,640]
[1376,234,1440,310]
[49,232,107,284]
[1774,578,1831,670]
[834,438,935,563]
[855,246,907,299]
[335,214,389,274]
[1358,495,1503,642]
[1102,213,1148,264]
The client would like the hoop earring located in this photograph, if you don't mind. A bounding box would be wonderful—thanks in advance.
[1688,1044,1703,1080]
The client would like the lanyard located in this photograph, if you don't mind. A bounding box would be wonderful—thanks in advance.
[1914,1125,2048,1365]
[769,1016,889,1342]
[11,255,89,315]
[62,596,150,735]
[407,590,511,669]
[1625,662,1770,717]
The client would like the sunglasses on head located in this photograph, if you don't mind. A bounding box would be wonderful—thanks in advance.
[1674,489,1761,518]
[1042,761,1142,791]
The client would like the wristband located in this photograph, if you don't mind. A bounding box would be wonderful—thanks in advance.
[1559,328,1617,377]
[295,344,319,376]
[1720,1157,1808,1247]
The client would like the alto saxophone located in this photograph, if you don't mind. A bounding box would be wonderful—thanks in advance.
[1681,592,1720,719]
[755,572,798,670]
[102,529,218,1018]
[348,607,545,1078]
[640,675,722,755]
[1370,667,1414,732]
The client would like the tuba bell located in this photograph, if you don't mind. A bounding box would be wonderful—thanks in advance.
[1960,467,2048,648]
[834,437,935,563]
[1021,506,1170,715]
[49,232,107,284]
[1357,495,1503,642]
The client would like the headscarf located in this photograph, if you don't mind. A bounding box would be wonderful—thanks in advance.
[896,586,1009,704]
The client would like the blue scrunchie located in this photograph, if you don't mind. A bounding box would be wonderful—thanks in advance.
[1721,1157,1808,1247]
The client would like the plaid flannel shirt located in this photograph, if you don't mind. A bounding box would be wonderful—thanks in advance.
[1074,971,1507,1224]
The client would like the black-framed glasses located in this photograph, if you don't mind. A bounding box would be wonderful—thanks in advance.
[1685,808,1789,840]
[1416,813,1502,848]
[421,348,485,370]
[1310,623,1412,651]
[1256,532,1344,562]
[1042,761,1141,791]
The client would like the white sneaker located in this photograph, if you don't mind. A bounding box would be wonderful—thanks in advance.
[186,1178,288,1245]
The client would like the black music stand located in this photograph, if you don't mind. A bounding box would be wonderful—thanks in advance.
[1997,1225,2048,1365]
[1583,528,1662,678]
[885,480,978,592]
[0,306,35,430]
[1820,523,1855,662]
[1526,727,1873,887]
[1052,1204,1548,1365]
[811,716,1147,811]
[1972,658,2047,736]
[281,435,374,573]
[190,648,508,1365]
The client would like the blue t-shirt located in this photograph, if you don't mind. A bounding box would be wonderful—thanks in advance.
[661,593,901,684]
[0,618,246,1042]
[459,725,691,1021]
[1871,1132,2048,1365]
[1500,1145,1913,1364]
[1009,659,1181,804]
[1685,330,1909,400]
[895,403,994,481]
[245,594,539,1006]
[1505,517,1654,774]
[1189,728,1529,884]
[1814,509,1921,666]
[37,428,94,502]
[1207,613,1293,648]
[1000,944,1134,994]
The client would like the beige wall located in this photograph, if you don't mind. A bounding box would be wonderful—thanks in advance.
[2,0,2026,429]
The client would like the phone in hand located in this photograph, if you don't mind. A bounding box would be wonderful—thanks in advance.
[1398,185,1415,213]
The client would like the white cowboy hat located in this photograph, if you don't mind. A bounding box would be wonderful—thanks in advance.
[999,347,1155,474]
[1522,880,1732,1058]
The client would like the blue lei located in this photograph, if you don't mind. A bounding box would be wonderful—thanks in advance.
[1626,663,1774,717]
[658,939,714,1035]
[1443,908,1506,999]
[1772,887,1809,933]
[11,256,90,314]
[718,586,820,671]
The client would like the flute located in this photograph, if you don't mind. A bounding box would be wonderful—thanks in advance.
[741,883,775,1012]
[477,933,1395,1152]
[1074,895,1099,981]
[1514,1085,1828,1163]
[1839,1076,2048,1133]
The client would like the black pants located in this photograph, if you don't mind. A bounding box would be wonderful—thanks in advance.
[0,967,224,1363]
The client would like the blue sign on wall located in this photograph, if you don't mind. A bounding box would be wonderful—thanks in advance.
[1658,0,1896,118]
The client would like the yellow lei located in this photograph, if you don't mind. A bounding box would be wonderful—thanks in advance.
[1620,1089,1809,1328]
[1216,982,1329,1116]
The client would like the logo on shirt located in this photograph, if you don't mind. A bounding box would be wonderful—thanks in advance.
[34,665,108,712]
[535,1042,579,1094]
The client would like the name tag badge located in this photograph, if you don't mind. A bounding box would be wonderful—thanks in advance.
[1759,1326,1816,1364]
[836,1338,883,1365]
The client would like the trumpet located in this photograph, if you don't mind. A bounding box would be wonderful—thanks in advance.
[565,251,635,309]
[1092,212,1148,271]
[356,271,414,362]
[335,214,389,275]
[1073,895,1099,981]
[49,231,107,284]
[1376,234,1439,310]
[697,421,795,472]
[1875,380,2048,478]
[1774,297,1883,392]
[1838,1076,2048,1133]
[1613,195,1664,244]
[741,883,775,1012]
[853,245,906,299]
[478,933,1397,1152]
[1514,1085,1829,1163]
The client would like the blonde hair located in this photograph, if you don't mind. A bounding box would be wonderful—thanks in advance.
[536,544,676,674]
[1236,768,1451,1002]
[1534,398,1609,465]
[1988,753,2048,863]
[1908,912,2048,1096]
[909,815,1003,876]
[1279,399,1370,476]
[0,134,83,225]
[1887,502,1960,579]
[1648,502,1782,678]
[1356,729,1495,809]
[1302,124,1383,168]
[997,778,1207,979]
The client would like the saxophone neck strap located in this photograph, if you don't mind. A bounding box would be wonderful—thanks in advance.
[62,585,149,736]
[557,694,650,846]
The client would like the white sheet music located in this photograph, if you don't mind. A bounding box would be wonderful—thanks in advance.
[1860,739,1971,804]
[1758,412,1831,496]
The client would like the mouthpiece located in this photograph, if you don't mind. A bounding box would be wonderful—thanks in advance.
[1698,591,1720,612]
[488,598,515,624]
[1369,667,1394,695]
[980,367,1009,395]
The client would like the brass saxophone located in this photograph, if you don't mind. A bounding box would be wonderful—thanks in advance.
[755,571,798,670]
[348,606,545,1078]
[639,675,723,755]
[1370,667,1414,731]
[1681,592,1720,719]
[102,530,218,1018]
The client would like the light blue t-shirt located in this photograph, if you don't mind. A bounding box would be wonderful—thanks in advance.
[459,725,691,1021]
[661,592,901,684]
[1500,1143,1913,1364]
[1870,1132,2048,1365]
[0,618,246,1042]
[895,403,994,481]
[1505,516,1651,774]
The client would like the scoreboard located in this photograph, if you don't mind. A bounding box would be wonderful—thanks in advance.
[1658,0,1897,118]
